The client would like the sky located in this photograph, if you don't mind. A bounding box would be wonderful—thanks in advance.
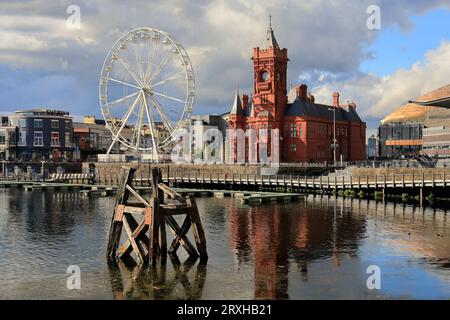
[1,0,450,136]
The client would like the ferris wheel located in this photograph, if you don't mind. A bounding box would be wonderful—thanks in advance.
[99,27,195,160]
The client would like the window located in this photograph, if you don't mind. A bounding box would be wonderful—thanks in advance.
[290,144,297,152]
[34,119,43,128]
[51,120,59,129]
[34,131,44,146]
[299,126,303,139]
[19,119,26,128]
[51,132,60,147]
[259,125,268,138]
[89,133,98,148]
[290,123,297,138]
[0,132,5,145]
[65,133,71,147]
[19,131,27,146]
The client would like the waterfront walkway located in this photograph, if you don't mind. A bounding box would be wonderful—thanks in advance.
[2,171,450,190]
[164,172,450,189]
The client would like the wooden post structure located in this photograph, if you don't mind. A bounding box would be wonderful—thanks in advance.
[106,167,135,261]
[107,167,208,266]
[419,187,424,207]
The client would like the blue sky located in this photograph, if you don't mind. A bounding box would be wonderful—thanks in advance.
[361,8,450,76]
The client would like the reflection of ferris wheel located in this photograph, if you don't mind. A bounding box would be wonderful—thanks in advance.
[99,27,195,159]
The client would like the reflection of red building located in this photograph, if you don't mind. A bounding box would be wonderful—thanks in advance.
[252,207,291,300]
[228,20,366,163]
[228,196,367,300]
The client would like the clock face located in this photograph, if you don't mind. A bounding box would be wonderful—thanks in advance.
[261,71,270,82]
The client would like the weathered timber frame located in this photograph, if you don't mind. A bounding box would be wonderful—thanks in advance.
[107,167,208,265]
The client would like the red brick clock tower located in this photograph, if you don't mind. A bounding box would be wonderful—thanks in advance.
[252,16,289,121]
[228,16,367,164]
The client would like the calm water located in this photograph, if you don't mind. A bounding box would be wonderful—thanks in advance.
[0,188,449,300]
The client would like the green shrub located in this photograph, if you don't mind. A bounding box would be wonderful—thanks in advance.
[401,193,409,202]
[374,191,383,200]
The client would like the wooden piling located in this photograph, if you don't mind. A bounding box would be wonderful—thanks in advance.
[107,167,208,266]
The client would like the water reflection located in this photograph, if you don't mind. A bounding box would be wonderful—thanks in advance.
[108,256,207,300]
[0,189,448,299]
[5,191,77,237]
[228,196,368,299]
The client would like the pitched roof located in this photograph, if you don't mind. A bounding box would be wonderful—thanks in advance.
[230,91,243,115]
[285,88,362,122]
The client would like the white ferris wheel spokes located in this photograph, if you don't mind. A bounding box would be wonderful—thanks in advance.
[99,27,195,160]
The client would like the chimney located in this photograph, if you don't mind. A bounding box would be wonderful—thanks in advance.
[309,94,315,104]
[348,101,357,109]
[295,84,308,100]
[333,92,340,108]
[242,94,249,108]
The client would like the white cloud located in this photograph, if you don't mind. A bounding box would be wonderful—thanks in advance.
[0,0,449,117]
[0,32,50,51]
[313,40,450,121]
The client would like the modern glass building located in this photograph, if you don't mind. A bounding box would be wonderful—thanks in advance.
[379,84,450,159]
[378,122,422,158]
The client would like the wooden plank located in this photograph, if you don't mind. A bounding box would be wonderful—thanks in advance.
[107,167,134,260]
[186,197,208,261]
[114,204,125,222]
[122,213,145,265]
[148,197,161,265]
[117,215,149,260]
[159,220,167,256]
[169,215,192,253]
[126,184,151,207]
[158,183,185,203]
[164,214,198,258]
[123,206,146,215]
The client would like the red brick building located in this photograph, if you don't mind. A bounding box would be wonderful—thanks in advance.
[228,21,366,163]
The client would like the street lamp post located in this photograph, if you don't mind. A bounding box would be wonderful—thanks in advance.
[329,107,337,166]
[41,160,46,182]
